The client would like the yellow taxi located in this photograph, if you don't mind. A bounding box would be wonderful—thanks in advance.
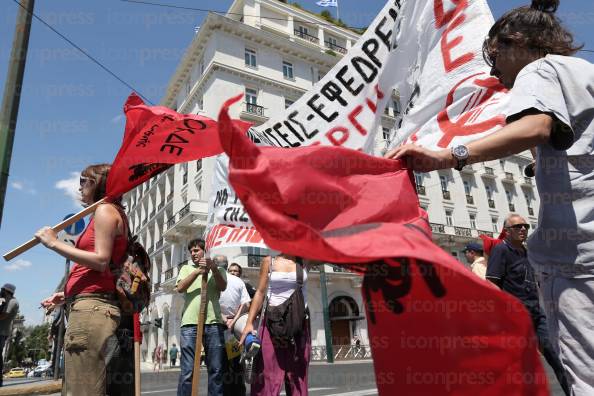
[7,367,26,378]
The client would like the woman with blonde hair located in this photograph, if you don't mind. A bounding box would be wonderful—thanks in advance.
[38,163,129,395]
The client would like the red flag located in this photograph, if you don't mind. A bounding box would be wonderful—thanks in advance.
[480,228,507,256]
[106,93,251,198]
[217,97,548,395]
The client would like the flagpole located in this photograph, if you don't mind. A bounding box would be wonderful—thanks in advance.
[336,0,340,21]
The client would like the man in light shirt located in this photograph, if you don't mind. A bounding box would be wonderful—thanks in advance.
[463,242,487,280]
[214,256,251,396]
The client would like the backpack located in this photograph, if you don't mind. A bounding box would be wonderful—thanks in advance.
[111,233,152,314]
[265,258,306,344]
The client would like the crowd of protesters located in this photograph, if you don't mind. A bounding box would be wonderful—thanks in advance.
[14,0,591,395]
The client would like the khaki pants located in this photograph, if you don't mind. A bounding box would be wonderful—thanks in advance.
[63,296,120,396]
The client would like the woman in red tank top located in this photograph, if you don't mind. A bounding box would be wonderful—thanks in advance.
[36,163,129,396]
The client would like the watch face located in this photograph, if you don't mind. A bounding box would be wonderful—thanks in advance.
[453,145,469,159]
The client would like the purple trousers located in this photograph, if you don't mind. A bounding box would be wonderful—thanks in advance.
[251,320,311,396]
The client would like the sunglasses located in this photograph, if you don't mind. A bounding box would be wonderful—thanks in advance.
[80,176,95,187]
[508,223,530,230]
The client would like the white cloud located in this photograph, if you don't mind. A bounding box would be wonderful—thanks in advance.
[55,172,81,208]
[10,180,37,195]
[4,259,32,271]
[111,114,124,124]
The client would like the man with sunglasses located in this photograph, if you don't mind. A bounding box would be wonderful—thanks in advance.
[486,214,568,393]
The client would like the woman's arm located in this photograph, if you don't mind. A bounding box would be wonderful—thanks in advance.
[385,113,553,172]
[35,204,123,272]
[239,256,270,344]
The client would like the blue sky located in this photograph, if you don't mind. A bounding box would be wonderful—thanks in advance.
[1,0,593,326]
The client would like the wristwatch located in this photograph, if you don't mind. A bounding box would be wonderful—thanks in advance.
[451,145,470,171]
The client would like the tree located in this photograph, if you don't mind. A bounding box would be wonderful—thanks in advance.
[7,330,26,367]
[24,323,51,364]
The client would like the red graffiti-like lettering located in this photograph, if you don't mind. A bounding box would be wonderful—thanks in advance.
[348,105,368,136]
[326,126,350,146]
[434,0,474,72]
[437,73,507,147]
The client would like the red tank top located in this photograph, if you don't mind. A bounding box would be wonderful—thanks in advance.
[64,206,128,297]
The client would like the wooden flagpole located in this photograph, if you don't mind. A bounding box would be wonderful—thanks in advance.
[191,269,209,396]
[3,198,106,261]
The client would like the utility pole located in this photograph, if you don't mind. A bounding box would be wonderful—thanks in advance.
[319,264,334,363]
[0,0,35,228]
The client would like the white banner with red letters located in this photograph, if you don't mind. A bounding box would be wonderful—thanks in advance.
[206,0,509,253]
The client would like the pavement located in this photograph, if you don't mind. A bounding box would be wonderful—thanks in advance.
[0,356,565,395]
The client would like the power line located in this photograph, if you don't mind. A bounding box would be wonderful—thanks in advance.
[119,0,367,31]
[12,0,155,105]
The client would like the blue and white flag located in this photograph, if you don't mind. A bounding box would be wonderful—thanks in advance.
[316,0,338,7]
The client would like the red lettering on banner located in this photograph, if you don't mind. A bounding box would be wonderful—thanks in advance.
[348,105,368,136]
[374,84,385,100]
[227,227,243,243]
[326,126,349,146]
[248,229,264,243]
[437,72,507,147]
[434,0,474,72]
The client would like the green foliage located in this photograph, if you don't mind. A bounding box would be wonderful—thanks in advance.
[291,2,304,10]
[24,323,51,363]
[325,49,337,56]
[6,330,26,367]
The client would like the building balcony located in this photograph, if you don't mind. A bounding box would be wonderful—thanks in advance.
[528,207,534,216]
[442,190,451,200]
[522,177,534,187]
[241,103,267,122]
[480,230,494,238]
[163,267,175,282]
[508,203,515,211]
[466,195,474,205]
[460,165,475,174]
[430,223,445,234]
[182,173,188,185]
[294,29,319,44]
[153,282,161,293]
[454,227,472,237]
[163,200,209,242]
[416,185,426,195]
[502,172,515,183]
[488,199,496,209]
[147,246,155,255]
[324,41,347,54]
[167,192,173,202]
[149,210,156,219]
[482,167,496,179]
[158,202,165,211]
[142,218,147,226]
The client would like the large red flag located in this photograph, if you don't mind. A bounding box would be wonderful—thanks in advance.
[106,93,251,198]
[218,97,548,395]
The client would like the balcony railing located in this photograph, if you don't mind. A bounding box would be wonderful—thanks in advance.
[167,192,173,202]
[142,218,147,226]
[182,173,188,185]
[166,217,176,229]
[245,103,265,117]
[163,267,175,281]
[179,203,190,219]
[155,238,163,250]
[324,41,347,54]
[484,167,495,176]
[150,210,156,219]
[454,227,472,237]
[503,172,515,182]
[480,231,494,238]
[488,199,496,208]
[147,246,154,255]
[466,195,474,205]
[508,203,515,211]
[153,282,161,292]
[416,185,426,195]
[294,29,319,44]
[430,223,445,234]
[523,177,533,186]
[442,190,451,200]
[528,207,534,216]
[158,202,165,211]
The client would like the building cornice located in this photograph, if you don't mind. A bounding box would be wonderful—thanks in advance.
[161,12,356,108]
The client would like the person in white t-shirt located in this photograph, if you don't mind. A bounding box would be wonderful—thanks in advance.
[387,1,593,393]
[213,255,251,396]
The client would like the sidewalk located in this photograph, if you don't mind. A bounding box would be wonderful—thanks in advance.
[0,380,61,396]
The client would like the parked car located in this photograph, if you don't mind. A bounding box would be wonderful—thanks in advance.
[33,364,52,378]
[7,367,26,378]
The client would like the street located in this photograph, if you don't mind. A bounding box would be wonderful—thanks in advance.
[137,359,564,396]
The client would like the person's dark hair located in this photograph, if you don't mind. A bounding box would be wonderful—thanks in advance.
[229,263,242,276]
[187,238,205,251]
[81,163,111,203]
[483,0,582,67]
